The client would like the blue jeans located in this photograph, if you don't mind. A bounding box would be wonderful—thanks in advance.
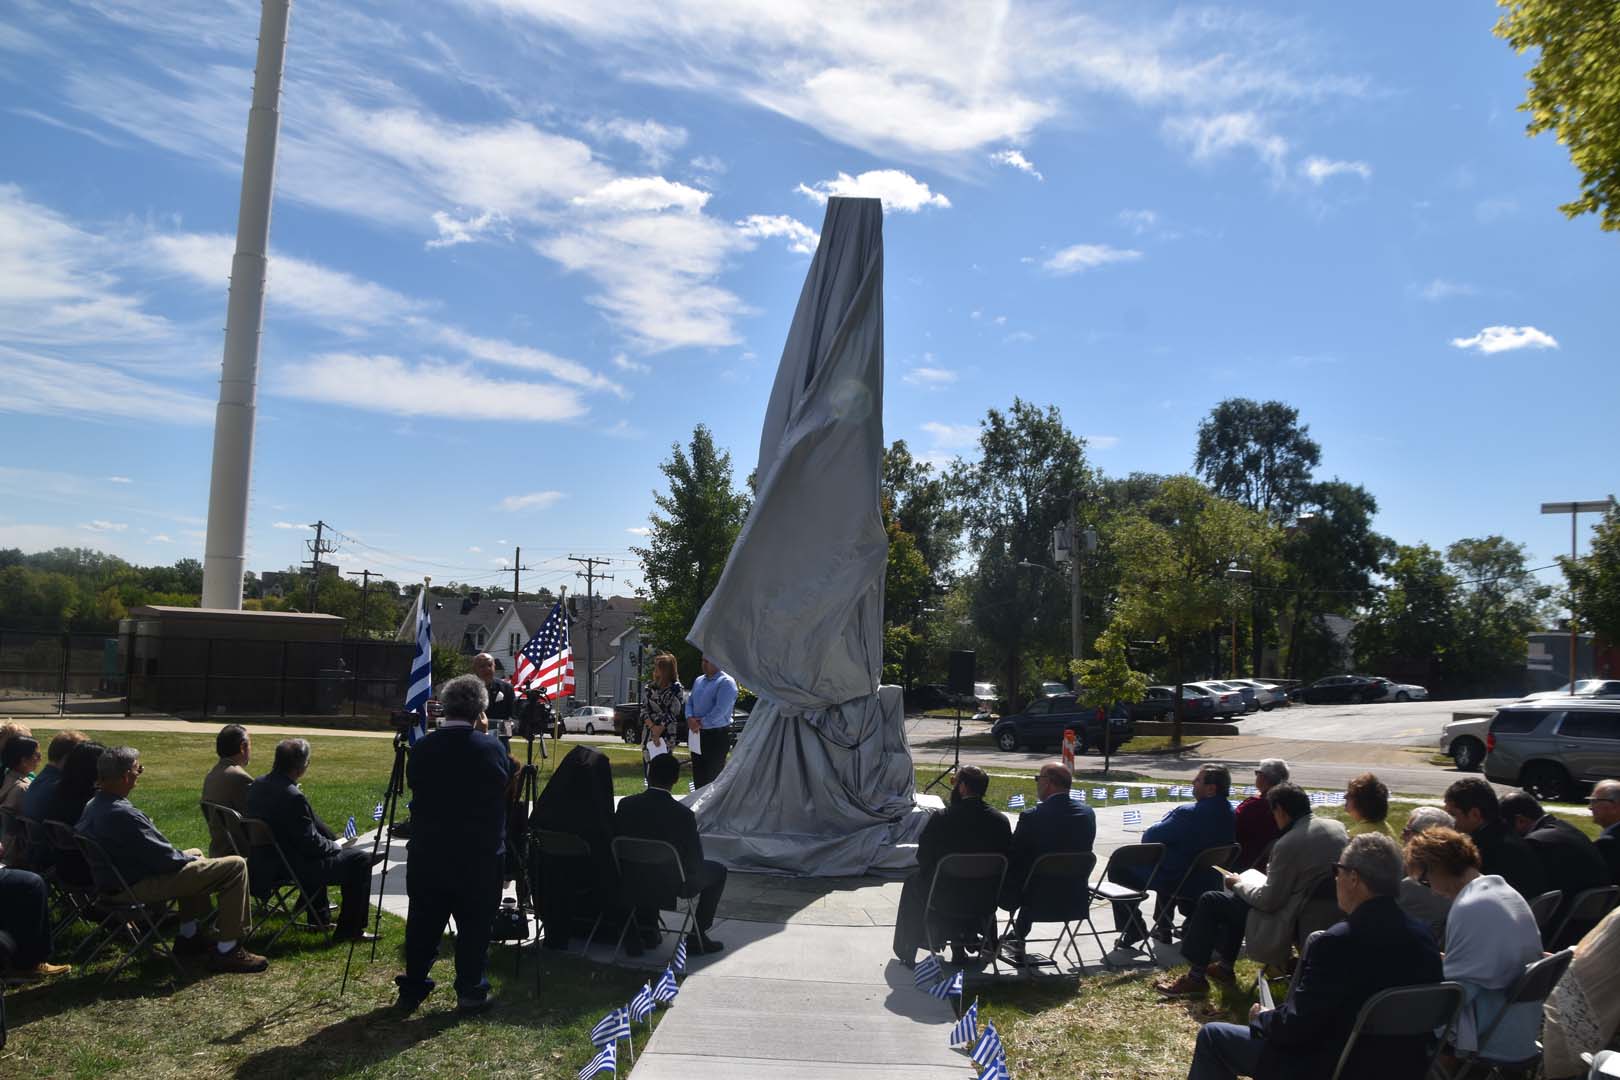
[1187,1022,1264,1080]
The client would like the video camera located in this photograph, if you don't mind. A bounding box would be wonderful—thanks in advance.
[512,687,555,742]
[389,699,442,735]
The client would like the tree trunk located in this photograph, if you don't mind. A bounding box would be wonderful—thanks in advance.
[1171,636,1185,749]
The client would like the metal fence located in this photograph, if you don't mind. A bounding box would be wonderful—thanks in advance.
[0,628,413,722]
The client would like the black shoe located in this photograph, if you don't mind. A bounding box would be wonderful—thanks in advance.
[332,928,378,944]
[687,933,724,955]
[393,994,426,1017]
[456,993,491,1015]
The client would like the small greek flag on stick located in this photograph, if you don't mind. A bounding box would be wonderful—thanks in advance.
[970,1020,1005,1067]
[1007,794,1026,810]
[950,999,980,1047]
[1092,787,1107,802]
[590,1007,631,1047]
[1142,785,1158,799]
[1329,792,1346,806]
[1113,786,1130,800]
[629,983,655,1023]
[343,815,357,840]
[577,1041,617,1079]
[372,802,384,822]
[929,970,964,1000]
[673,938,688,974]
[914,952,943,989]
[688,780,696,793]
[1123,808,1143,828]
[1072,789,1086,803]
[654,966,679,1004]
[977,1057,1011,1080]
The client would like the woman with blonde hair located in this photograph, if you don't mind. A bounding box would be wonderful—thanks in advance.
[642,653,686,774]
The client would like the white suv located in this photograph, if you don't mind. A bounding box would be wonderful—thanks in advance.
[1439,714,1491,771]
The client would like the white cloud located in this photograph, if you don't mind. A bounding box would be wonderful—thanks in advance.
[1118,209,1161,234]
[1475,197,1518,223]
[612,353,651,375]
[735,214,820,255]
[108,476,133,484]
[272,521,304,530]
[81,520,127,533]
[1084,434,1121,449]
[468,545,483,552]
[1449,326,1558,354]
[990,148,1044,180]
[625,526,651,536]
[149,534,173,543]
[1004,330,1035,343]
[571,176,712,213]
[427,209,507,249]
[1300,156,1371,184]
[0,347,213,424]
[796,170,950,213]
[276,353,588,420]
[689,155,727,174]
[1042,243,1143,275]
[921,421,979,448]
[1164,112,1288,174]
[584,117,688,167]
[903,366,958,387]
[420,323,623,396]
[498,491,564,512]
[1416,278,1476,302]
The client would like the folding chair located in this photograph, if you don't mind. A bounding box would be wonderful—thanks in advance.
[241,816,332,949]
[609,836,696,965]
[1089,842,1165,965]
[1548,885,1618,952]
[43,821,112,960]
[1527,889,1564,942]
[1442,948,1575,1080]
[199,801,248,859]
[534,829,606,957]
[72,831,185,983]
[1158,842,1240,940]
[1001,850,1096,972]
[1327,980,1466,1080]
[922,852,1008,976]
[17,816,79,938]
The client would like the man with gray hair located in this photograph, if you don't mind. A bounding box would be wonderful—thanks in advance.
[1183,832,1442,1080]
[247,738,380,942]
[1234,759,1289,871]
[1591,778,1620,883]
[77,746,267,973]
[1397,805,1455,940]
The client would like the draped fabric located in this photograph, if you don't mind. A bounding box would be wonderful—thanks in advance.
[684,197,928,875]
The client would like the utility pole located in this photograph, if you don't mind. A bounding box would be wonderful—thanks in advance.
[304,520,335,611]
[346,568,376,637]
[1541,498,1616,688]
[509,546,532,601]
[569,555,615,706]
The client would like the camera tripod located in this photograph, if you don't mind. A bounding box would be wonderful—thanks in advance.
[339,728,409,996]
[923,704,965,795]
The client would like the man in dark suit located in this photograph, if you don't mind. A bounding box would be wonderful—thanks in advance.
[893,765,1013,966]
[1000,762,1094,958]
[1444,778,1548,900]
[1185,833,1443,1080]
[1591,779,1620,884]
[473,653,516,744]
[615,752,728,955]
[245,738,378,942]
[393,675,515,1014]
[1502,789,1611,941]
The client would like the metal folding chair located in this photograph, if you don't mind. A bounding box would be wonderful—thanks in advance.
[922,852,1008,976]
[42,821,115,960]
[1001,850,1096,972]
[1548,885,1618,952]
[241,816,332,949]
[1089,842,1166,965]
[1527,889,1564,943]
[1327,980,1466,1080]
[609,836,696,965]
[534,829,606,957]
[72,831,184,983]
[199,800,248,859]
[1159,842,1241,939]
[1443,948,1576,1080]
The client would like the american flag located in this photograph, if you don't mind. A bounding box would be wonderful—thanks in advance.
[512,601,574,698]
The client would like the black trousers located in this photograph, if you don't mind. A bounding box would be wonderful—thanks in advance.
[639,859,727,938]
[691,728,732,788]
[304,847,375,934]
[893,869,989,962]
[1180,889,1250,971]
[398,858,502,1003]
[0,867,51,969]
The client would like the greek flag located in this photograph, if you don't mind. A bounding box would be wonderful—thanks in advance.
[1142,785,1158,799]
[1007,794,1026,810]
[913,953,943,989]
[687,780,696,793]
[629,983,655,1023]
[405,585,433,745]
[1072,789,1086,802]
[970,1020,1004,1067]
[654,966,679,1004]
[1113,786,1130,801]
[1123,808,1143,828]
[372,802,384,822]
[976,1057,1010,1080]
[576,1041,616,1079]
[929,970,963,1000]
[673,938,688,973]
[1329,792,1346,806]
[1092,787,1107,802]
[949,999,980,1047]
[590,1007,630,1047]
[343,815,357,840]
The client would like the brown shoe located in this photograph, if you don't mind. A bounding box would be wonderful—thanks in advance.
[210,945,269,974]
[1154,972,1210,998]
[1205,961,1235,985]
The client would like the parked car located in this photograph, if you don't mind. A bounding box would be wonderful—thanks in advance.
[1288,675,1387,705]
[1377,681,1429,703]
[1188,681,1247,717]
[562,705,617,735]
[614,701,642,743]
[1483,698,1620,801]
[1520,679,1620,702]
[1039,681,1069,698]
[991,693,1135,753]
[904,683,966,712]
[1129,685,1218,722]
[1174,684,1221,721]
[974,681,999,705]
[1439,713,1490,771]
[1224,678,1287,710]
[728,706,751,736]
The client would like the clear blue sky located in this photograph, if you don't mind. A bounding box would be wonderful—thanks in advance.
[1,1,1615,597]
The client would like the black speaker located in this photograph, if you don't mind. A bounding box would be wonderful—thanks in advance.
[947,650,976,696]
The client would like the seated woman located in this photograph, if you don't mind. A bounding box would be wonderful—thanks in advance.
[1404,826,1544,1063]
[1344,772,1394,838]
[0,736,41,863]
[529,745,619,951]
[1542,907,1620,1079]
[42,741,106,887]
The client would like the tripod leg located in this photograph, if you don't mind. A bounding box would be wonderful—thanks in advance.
[370,741,408,961]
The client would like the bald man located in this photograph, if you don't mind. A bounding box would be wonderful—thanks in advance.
[1592,779,1620,885]
[1001,762,1095,958]
[472,653,515,743]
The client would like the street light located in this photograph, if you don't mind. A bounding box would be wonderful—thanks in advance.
[1224,566,1253,678]
[1540,497,1617,689]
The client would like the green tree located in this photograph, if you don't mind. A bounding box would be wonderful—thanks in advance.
[1445,536,1553,693]
[1109,476,1276,745]
[1279,481,1391,678]
[1354,543,1459,673]
[1561,505,1620,649]
[882,440,961,573]
[882,508,933,687]
[1194,399,1322,521]
[632,424,751,684]
[1496,1,1620,231]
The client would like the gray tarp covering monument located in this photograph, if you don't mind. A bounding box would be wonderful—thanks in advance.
[684,196,930,876]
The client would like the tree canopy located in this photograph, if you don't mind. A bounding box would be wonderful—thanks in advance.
[1193,398,1321,521]
[1561,505,1620,648]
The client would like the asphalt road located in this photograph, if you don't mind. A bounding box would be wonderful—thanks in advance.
[1216,696,1511,746]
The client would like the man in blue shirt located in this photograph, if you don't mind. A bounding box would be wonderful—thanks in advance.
[685,656,739,789]
[1109,764,1236,952]
[21,730,85,822]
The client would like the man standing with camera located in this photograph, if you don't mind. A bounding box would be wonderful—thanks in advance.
[472,652,515,745]
[394,674,514,1015]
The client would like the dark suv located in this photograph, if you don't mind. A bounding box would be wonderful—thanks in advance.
[992,694,1135,753]
[1483,699,1620,801]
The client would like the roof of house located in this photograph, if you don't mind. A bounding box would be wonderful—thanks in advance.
[400,590,643,658]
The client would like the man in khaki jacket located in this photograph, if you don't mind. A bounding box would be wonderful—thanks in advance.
[201,725,252,858]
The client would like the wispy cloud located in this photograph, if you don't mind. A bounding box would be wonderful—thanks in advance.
[583,117,688,167]
[498,491,564,512]
[796,170,949,213]
[427,209,507,249]
[80,519,127,533]
[272,521,304,530]
[1164,112,1288,175]
[1084,434,1121,449]
[903,366,958,388]
[735,214,820,255]
[277,353,588,421]
[108,475,133,484]
[0,347,213,424]
[921,421,979,448]
[1450,326,1558,354]
[1415,278,1477,302]
[990,149,1043,180]
[625,526,651,536]
[1042,243,1143,275]
[1300,156,1371,184]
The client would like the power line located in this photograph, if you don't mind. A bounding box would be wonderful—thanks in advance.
[569,554,615,705]
[304,520,336,610]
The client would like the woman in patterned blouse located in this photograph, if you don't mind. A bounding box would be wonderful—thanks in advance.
[642,653,686,773]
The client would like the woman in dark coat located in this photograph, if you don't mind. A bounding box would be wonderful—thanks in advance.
[529,745,618,949]
[42,740,105,885]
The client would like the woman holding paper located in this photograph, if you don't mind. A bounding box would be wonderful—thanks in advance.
[642,653,686,775]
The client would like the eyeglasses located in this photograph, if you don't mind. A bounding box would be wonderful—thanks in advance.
[1590,797,1616,806]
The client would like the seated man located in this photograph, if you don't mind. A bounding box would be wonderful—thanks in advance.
[614,753,727,955]
[1501,789,1610,942]
[1184,834,1442,1080]
[1592,779,1620,884]
[0,866,69,979]
[1109,764,1236,952]
[1235,759,1287,871]
[21,729,85,822]
[201,724,253,857]
[245,738,378,942]
[893,765,1012,966]
[76,746,267,973]
[1000,762,1095,959]
[1158,782,1347,997]
[1444,778,1547,900]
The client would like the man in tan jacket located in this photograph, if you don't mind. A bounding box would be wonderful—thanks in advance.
[201,725,252,858]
